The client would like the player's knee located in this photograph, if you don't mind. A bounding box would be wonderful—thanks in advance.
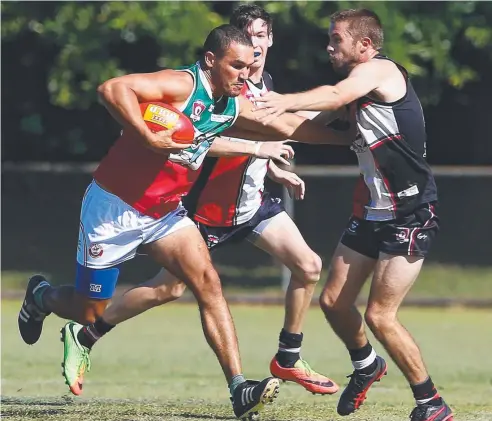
[203,266,222,295]
[364,308,396,335]
[193,265,223,305]
[319,288,347,314]
[289,251,322,285]
[297,252,322,284]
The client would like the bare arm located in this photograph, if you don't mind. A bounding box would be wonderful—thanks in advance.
[208,137,258,157]
[254,60,385,123]
[232,96,355,145]
[208,137,294,165]
[97,70,193,153]
[219,127,288,142]
[267,160,306,200]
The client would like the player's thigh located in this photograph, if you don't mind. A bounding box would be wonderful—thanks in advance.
[142,224,221,300]
[321,216,379,308]
[249,211,320,276]
[320,242,376,310]
[368,202,439,314]
[367,253,424,316]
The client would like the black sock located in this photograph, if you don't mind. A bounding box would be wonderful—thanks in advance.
[411,377,442,406]
[276,329,303,368]
[348,342,378,374]
[77,318,115,349]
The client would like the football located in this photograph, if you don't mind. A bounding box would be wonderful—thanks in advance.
[140,102,195,144]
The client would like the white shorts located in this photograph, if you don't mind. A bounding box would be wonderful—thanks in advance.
[77,181,194,269]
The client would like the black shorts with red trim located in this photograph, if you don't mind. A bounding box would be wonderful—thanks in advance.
[193,193,285,252]
[340,202,439,259]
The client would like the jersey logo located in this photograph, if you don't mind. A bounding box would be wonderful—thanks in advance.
[89,283,102,293]
[347,219,359,234]
[206,234,220,248]
[88,243,103,258]
[395,229,410,243]
[211,114,233,123]
[190,100,206,122]
[397,185,419,199]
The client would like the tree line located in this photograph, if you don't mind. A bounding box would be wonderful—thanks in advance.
[2,1,491,165]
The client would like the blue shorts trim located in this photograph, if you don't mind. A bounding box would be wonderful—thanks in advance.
[75,263,120,300]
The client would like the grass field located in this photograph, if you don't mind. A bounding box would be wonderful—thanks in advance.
[2,300,492,420]
[3,264,492,302]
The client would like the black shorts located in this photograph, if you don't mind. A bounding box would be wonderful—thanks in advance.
[194,194,285,251]
[340,202,439,259]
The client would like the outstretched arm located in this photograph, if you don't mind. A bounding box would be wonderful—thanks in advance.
[254,60,384,124]
[229,96,355,145]
[208,137,294,166]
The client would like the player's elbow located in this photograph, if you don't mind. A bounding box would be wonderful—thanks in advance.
[97,81,112,103]
[277,126,294,140]
[97,79,121,104]
[273,121,297,139]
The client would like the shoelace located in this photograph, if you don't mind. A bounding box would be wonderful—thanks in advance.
[71,328,92,375]
[345,371,369,406]
[298,358,315,376]
[347,371,366,403]
[82,352,92,373]
[346,371,367,391]
[75,348,92,381]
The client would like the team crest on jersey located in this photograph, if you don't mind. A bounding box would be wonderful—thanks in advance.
[395,229,410,243]
[89,243,103,258]
[206,234,220,248]
[347,219,359,234]
[190,100,206,122]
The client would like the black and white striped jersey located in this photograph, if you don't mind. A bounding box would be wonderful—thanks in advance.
[351,55,437,221]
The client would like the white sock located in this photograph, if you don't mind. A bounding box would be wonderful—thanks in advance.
[352,348,377,371]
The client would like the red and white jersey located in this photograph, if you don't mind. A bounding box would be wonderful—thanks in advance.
[188,74,274,227]
[92,64,239,219]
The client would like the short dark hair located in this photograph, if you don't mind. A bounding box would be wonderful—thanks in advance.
[202,24,253,59]
[230,4,273,34]
[330,9,384,50]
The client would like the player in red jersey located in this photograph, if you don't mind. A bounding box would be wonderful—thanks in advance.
[77,4,340,396]
[18,23,351,419]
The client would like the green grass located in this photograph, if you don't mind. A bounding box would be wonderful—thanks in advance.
[3,263,492,301]
[2,300,492,420]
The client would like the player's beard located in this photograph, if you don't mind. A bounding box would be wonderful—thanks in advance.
[332,55,358,77]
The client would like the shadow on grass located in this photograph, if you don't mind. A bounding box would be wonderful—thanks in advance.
[1,397,72,406]
[179,413,235,420]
